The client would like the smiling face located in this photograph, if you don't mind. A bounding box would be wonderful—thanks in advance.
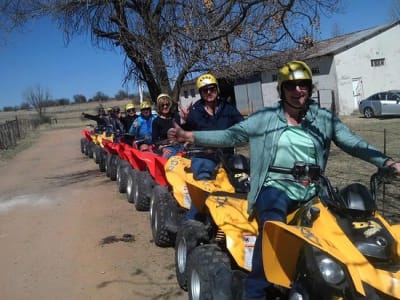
[199,84,218,104]
[282,79,311,109]
[158,97,172,116]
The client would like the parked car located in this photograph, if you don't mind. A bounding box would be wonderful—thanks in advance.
[358,90,400,118]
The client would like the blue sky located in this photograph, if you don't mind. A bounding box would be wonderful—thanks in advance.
[0,0,395,110]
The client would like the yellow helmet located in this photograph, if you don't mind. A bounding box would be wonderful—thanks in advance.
[156,93,172,110]
[140,100,152,110]
[277,60,312,97]
[125,103,135,111]
[196,73,218,90]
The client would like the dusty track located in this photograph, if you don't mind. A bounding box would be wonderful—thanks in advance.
[0,128,186,300]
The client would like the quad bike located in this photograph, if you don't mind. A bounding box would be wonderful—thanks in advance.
[80,128,92,155]
[124,141,169,211]
[166,150,257,298]
[93,126,115,171]
[260,163,400,299]
[103,136,169,211]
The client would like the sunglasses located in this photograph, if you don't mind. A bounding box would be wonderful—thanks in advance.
[127,109,135,113]
[160,103,170,108]
[141,108,151,111]
[283,80,310,91]
[200,85,217,94]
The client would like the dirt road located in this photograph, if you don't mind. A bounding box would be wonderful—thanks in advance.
[0,128,186,300]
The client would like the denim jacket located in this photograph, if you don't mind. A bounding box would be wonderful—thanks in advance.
[194,100,391,215]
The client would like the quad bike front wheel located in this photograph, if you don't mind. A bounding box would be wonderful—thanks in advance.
[187,244,233,300]
[116,160,130,193]
[126,168,138,203]
[133,171,154,211]
[175,220,209,290]
[151,186,175,247]
[109,155,119,181]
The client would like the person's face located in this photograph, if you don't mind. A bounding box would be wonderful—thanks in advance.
[141,108,151,117]
[200,84,218,103]
[159,98,171,116]
[127,108,135,116]
[282,80,310,108]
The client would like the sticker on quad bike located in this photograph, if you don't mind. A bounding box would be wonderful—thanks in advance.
[205,194,258,271]
[165,156,236,209]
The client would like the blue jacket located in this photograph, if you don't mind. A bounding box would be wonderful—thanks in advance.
[193,100,392,215]
[128,114,157,142]
[185,98,244,131]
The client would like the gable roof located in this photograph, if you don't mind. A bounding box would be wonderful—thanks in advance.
[304,20,400,59]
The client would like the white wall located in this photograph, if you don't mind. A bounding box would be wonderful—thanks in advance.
[334,25,400,115]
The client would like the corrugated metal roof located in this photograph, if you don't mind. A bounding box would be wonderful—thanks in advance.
[304,21,399,59]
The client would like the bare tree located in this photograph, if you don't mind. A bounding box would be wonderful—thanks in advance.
[24,85,51,119]
[3,0,341,101]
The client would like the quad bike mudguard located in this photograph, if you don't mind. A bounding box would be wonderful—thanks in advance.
[82,129,92,142]
[165,155,235,210]
[124,147,168,186]
[205,194,258,271]
[262,200,400,298]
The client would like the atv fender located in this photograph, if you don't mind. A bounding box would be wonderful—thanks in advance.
[262,220,366,296]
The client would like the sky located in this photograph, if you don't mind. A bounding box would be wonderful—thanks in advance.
[0,0,396,110]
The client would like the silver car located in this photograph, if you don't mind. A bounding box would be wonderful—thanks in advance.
[358,90,400,118]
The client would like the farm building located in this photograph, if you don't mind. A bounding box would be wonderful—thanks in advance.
[179,20,400,116]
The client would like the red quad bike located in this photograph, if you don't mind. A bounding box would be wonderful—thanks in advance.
[123,143,169,211]
[80,125,99,158]
[261,163,400,299]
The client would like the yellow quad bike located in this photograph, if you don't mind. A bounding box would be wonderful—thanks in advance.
[150,149,251,245]
[262,163,400,299]
[93,126,115,172]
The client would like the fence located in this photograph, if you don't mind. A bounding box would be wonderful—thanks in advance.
[0,117,39,150]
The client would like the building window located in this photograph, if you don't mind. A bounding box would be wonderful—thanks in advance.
[190,89,195,97]
[371,58,385,67]
[272,74,278,81]
[311,67,320,74]
[183,90,188,98]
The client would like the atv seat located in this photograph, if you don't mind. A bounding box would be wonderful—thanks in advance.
[338,183,376,216]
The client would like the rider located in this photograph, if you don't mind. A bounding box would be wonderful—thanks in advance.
[128,100,157,151]
[81,106,111,128]
[109,106,125,139]
[121,102,137,131]
[152,93,184,158]
[167,60,400,300]
[184,72,243,180]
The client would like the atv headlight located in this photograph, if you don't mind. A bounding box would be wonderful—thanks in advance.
[317,256,345,285]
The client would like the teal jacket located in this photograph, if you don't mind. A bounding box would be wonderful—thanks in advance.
[194,100,391,215]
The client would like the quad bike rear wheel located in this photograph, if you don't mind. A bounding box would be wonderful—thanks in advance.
[151,187,176,247]
[87,142,94,158]
[116,160,130,193]
[93,145,101,164]
[126,168,138,203]
[98,149,106,172]
[80,138,86,154]
[187,244,233,300]
[133,171,154,211]
[105,154,112,177]
[109,155,119,181]
[175,220,209,290]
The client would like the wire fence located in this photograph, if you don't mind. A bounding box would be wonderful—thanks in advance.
[0,117,39,150]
